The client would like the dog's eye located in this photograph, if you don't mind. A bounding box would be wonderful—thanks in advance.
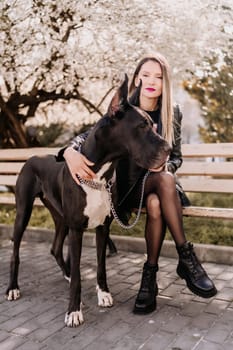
[138,120,149,129]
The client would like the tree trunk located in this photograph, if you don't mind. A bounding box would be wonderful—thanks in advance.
[0,94,28,148]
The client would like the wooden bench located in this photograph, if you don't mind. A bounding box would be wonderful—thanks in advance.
[0,148,58,206]
[0,143,233,220]
[178,143,233,220]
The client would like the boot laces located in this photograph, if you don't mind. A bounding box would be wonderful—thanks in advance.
[186,244,206,279]
[141,266,156,291]
[142,269,152,290]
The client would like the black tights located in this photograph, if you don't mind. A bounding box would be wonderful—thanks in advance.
[142,171,186,265]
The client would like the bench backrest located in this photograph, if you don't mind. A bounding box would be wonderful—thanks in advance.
[0,143,233,194]
[0,148,58,187]
[177,143,233,194]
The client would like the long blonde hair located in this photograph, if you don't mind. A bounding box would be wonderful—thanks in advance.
[129,53,174,145]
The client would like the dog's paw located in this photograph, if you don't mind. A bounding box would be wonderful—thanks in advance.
[64,275,71,284]
[96,285,113,307]
[64,309,84,327]
[6,289,21,301]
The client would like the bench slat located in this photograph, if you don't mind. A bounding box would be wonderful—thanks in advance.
[180,178,233,193]
[182,206,233,220]
[177,161,233,176]
[0,148,58,161]
[181,143,233,158]
[0,175,18,186]
[0,196,43,206]
[0,162,24,174]
[0,196,16,205]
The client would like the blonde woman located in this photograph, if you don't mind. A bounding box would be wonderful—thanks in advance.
[63,54,217,315]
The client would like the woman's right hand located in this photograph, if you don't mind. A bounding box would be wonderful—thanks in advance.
[63,147,96,185]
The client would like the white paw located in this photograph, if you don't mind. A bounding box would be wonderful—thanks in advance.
[6,289,21,301]
[64,308,84,327]
[64,275,71,283]
[96,285,113,307]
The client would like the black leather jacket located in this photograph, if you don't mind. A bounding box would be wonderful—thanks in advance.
[166,104,183,173]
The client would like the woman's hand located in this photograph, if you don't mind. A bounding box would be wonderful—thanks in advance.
[149,156,170,173]
[63,147,96,185]
[149,163,167,173]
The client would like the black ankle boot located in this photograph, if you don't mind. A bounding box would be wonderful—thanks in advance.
[176,241,217,298]
[133,262,158,314]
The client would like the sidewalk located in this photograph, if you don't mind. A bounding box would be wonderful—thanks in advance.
[0,239,233,350]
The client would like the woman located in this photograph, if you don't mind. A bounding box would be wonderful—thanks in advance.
[62,53,217,315]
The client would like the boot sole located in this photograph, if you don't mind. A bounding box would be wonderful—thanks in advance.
[177,267,217,298]
[133,301,156,315]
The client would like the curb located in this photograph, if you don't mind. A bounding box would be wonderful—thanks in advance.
[0,224,232,265]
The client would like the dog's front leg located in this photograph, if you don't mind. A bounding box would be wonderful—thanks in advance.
[95,222,113,308]
[6,207,33,301]
[50,217,70,281]
[65,229,84,327]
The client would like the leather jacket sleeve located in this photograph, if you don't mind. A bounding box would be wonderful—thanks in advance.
[56,130,90,161]
[167,104,183,173]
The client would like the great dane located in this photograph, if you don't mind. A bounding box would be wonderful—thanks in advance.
[6,75,170,327]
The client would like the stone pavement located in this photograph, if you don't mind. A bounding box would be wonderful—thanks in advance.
[0,239,233,350]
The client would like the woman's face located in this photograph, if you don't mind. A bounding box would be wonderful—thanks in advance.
[135,60,163,101]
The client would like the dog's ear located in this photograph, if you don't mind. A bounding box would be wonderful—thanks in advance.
[128,79,142,106]
[107,74,128,117]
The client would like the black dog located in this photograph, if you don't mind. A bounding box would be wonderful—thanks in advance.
[6,75,170,327]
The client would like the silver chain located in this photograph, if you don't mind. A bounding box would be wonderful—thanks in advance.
[76,174,105,191]
[107,170,150,229]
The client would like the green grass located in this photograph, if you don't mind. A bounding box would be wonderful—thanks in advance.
[0,193,233,246]
[0,205,55,229]
[110,215,233,246]
[110,193,233,246]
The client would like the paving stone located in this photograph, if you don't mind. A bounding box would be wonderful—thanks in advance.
[17,340,45,350]
[218,272,233,280]
[157,275,174,290]
[124,273,141,284]
[28,321,64,343]
[180,300,207,317]
[168,327,205,350]
[160,313,191,333]
[215,287,233,302]
[107,335,144,350]
[2,300,33,317]
[139,330,175,350]
[195,340,225,350]
[190,312,216,330]
[0,241,232,350]
[204,325,230,343]
[160,283,185,297]
[93,320,132,346]
[205,299,230,314]
[0,335,26,350]
[0,330,9,342]
[0,310,35,332]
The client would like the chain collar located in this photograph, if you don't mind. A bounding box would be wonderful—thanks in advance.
[106,170,150,229]
[77,171,150,229]
[76,174,106,191]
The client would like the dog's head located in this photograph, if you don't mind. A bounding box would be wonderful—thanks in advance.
[82,74,171,171]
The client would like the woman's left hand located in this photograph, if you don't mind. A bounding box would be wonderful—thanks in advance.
[149,162,167,172]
